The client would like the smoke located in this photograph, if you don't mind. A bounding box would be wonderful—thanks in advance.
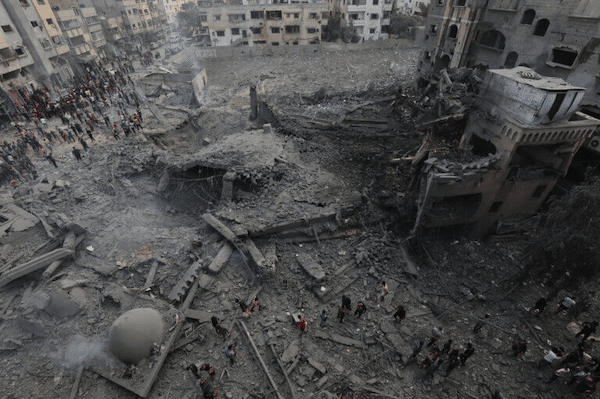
[54,335,120,369]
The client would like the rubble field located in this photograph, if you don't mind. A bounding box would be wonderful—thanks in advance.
[0,44,597,399]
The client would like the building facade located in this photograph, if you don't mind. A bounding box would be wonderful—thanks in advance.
[411,67,600,238]
[199,2,329,47]
[339,0,393,41]
[416,0,600,110]
[397,0,429,16]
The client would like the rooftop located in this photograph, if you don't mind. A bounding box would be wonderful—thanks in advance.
[488,67,584,92]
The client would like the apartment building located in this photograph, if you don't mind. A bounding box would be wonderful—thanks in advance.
[340,0,393,41]
[416,0,600,110]
[163,0,190,23]
[0,0,75,114]
[397,0,428,15]
[199,2,329,47]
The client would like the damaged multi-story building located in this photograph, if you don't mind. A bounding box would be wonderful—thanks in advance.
[410,67,600,238]
[197,0,330,47]
[416,0,600,113]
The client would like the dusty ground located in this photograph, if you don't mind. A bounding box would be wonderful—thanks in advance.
[0,42,597,399]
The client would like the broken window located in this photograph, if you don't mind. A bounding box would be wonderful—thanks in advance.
[424,51,431,60]
[373,0,378,4]
[30,20,39,28]
[267,11,282,20]
[250,11,263,19]
[294,13,299,19]
[228,14,246,22]
[46,18,54,25]
[1,25,12,32]
[271,27,280,33]
[14,47,25,56]
[309,13,318,19]
[285,25,300,33]
[307,28,317,34]
[216,30,225,37]
[429,24,438,34]
[321,12,329,19]
[456,0,466,6]
[231,28,240,35]
[250,27,261,34]
[370,28,376,33]
[479,30,505,50]
[489,201,502,214]
[531,185,547,199]
[504,51,518,68]
[448,24,458,38]
[371,13,379,20]
[272,42,279,46]
[437,0,444,5]
[469,134,497,156]
[533,19,549,36]
[551,48,578,67]
[521,9,535,25]
[213,14,221,21]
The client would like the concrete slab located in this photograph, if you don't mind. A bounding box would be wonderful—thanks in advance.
[307,357,326,374]
[0,248,73,288]
[207,243,233,274]
[330,333,363,348]
[296,252,325,281]
[281,341,299,363]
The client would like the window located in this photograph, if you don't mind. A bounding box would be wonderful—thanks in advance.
[371,13,379,20]
[19,0,29,6]
[429,24,437,34]
[40,39,52,49]
[551,48,578,67]
[46,18,54,25]
[547,93,565,120]
[37,0,45,3]
[456,0,466,5]
[294,13,299,18]
[504,51,518,68]
[321,12,329,19]
[489,202,502,213]
[15,47,25,56]
[309,13,318,19]
[213,14,221,21]
[200,15,207,22]
[436,0,444,4]
[373,0,378,4]
[267,11,282,20]
[216,30,225,36]
[51,35,63,45]
[307,28,317,33]
[250,27,261,34]
[128,9,132,14]
[31,21,39,28]
[533,19,549,36]
[370,28,376,33]
[272,42,279,46]
[1,25,12,33]
[424,51,431,60]
[521,9,535,25]
[531,185,547,199]
[228,14,246,22]
[448,24,458,38]
[231,28,240,35]
[285,25,300,33]
[479,30,505,49]
[271,27,280,33]
[251,11,263,19]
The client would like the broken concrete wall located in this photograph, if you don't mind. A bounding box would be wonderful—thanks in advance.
[192,69,209,105]
[140,73,195,87]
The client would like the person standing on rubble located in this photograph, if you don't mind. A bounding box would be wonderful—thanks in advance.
[319,310,329,329]
[575,321,598,341]
[393,305,406,323]
[427,326,443,348]
[379,281,389,302]
[460,343,475,366]
[72,147,82,161]
[556,296,576,314]
[223,344,236,365]
[337,303,349,324]
[529,297,547,316]
[473,313,490,333]
[354,301,367,318]
[297,316,308,333]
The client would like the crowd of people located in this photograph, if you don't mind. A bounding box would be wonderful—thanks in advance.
[0,55,145,186]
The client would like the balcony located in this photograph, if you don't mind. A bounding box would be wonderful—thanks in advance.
[64,28,84,38]
[93,38,107,47]
[72,43,91,55]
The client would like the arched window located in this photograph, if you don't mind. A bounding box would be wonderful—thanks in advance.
[534,19,549,36]
[448,24,458,38]
[521,9,535,25]
[479,30,505,50]
[504,51,518,68]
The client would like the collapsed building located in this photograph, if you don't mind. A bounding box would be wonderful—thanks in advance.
[410,67,600,239]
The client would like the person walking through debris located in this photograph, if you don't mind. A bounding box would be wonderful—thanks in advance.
[319,310,329,329]
[211,316,230,341]
[441,339,453,356]
[473,313,490,333]
[354,301,367,318]
[297,315,308,333]
[409,340,424,360]
[445,355,460,377]
[223,344,236,365]
[393,305,406,323]
[199,363,216,380]
[547,367,570,384]
[379,281,389,302]
[529,297,547,316]
[537,347,564,369]
[424,357,443,380]
[460,343,475,366]
[79,137,89,151]
[420,352,439,370]
[556,296,576,314]
[512,339,527,357]
[575,321,598,341]
[45,153,57,168]
[427,326,443,348]
[235,298,252,318]
[342,294,352,311]
[250,296,261,312]
[72,147,82,161]
[337,303,349,324]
